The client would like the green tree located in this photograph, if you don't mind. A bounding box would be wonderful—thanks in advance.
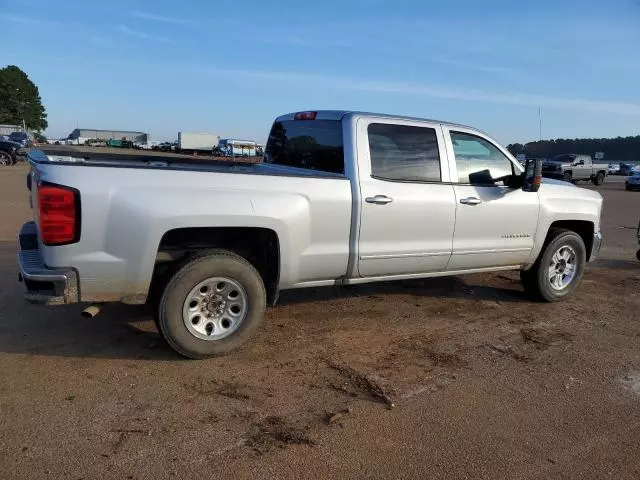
[512,135,640,162]
[506,143,525,155]
[0,65,48,131]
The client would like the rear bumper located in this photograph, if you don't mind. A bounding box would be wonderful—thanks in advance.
[17,222,78,305]
[590,231,603,262]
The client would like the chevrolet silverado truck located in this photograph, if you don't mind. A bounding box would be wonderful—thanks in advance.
[542,154,608,185]
[18,110,603,358]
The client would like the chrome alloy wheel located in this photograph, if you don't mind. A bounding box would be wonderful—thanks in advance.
[182,277,248,340]
[548,245,577,291]
[0,151,11,166]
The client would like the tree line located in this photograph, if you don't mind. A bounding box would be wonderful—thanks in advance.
[507,136,640,162]
[0,65,48,132]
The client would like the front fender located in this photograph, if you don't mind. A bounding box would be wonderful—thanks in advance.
[526,182,602,265]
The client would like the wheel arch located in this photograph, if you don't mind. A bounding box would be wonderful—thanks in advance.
[149,226,281,306]
[548,221,594,254]
[525,219,595,270]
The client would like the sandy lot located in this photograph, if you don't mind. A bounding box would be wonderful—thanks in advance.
[1,164,640,479]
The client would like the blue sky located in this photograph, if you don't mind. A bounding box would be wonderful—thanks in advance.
[2,0,639,144]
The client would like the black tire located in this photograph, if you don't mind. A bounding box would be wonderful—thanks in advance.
[158,250,266,358]
[520,228,586,302]
[636,249,640,262]
[563,171,572,183]
[592,172,605,186]
[0,151,12,166]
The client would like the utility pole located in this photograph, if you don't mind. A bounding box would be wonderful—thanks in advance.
[538,107,542,141]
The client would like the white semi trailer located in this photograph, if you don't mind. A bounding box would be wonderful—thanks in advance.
[177,132,221,154]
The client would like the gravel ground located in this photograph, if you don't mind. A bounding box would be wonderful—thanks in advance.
[1,164,639,479]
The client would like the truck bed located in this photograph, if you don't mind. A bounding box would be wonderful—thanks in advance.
[32,147,344,179]
[23,148,352,303]
[38,145,260,166]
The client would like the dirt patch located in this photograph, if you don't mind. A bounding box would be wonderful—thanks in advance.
[398,336,467,368]
[186,379,254,400]
[327,359,395,408]
[324,407,353,426]
[620,371,640,396]
[244,416,314,453]
[615,277,640,289]
[486,344,530,362]
[520,324,574,347]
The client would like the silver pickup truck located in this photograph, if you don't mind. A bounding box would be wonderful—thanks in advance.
[18,110,603,358]
[542,154,608,185]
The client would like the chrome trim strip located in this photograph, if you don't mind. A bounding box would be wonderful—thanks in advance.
[360,251,451,260]
[453,248,531,255]
[343,265,521,285]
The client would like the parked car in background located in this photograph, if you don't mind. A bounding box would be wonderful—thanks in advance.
[8,131,32,148]
[619,164,634,176]
[106,138,134,149]
[134,141,158,150]
[18,110,603,358]
[542,154,608,185]
[0,140,26,166]
[608,163,620,175]
[153,141,177,152]
[625,174,640,191]
[84,138,107,147]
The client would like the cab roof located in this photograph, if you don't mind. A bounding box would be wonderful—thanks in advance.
[274,110,478,131]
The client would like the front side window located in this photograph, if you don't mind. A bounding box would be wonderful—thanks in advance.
[368,123,441,182]
[450,131,513,185]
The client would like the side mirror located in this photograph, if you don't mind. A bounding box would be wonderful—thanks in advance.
[522,158,542,192]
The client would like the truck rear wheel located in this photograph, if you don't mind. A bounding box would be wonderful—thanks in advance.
[158,250,266,358]
[592,172,605,186]
[520,229,586,302]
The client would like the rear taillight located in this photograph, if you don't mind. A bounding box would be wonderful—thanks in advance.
[38,183,80,245]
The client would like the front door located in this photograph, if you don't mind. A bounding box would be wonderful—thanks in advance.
[357,119,456,277]
[443,127,540,271]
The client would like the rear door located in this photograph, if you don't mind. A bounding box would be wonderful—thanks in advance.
[443,126,539,270]
[356,118,456,277]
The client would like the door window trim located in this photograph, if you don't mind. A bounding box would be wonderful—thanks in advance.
[442,126,521,187]
[357,117,453,184]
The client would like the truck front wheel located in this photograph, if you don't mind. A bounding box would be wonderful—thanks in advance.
[520,229,586,302]
[563,172,573,183]
[158,250,266,358]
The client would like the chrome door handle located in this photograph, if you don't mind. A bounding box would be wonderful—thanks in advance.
[460,197,482,205]
[365,195,393,205]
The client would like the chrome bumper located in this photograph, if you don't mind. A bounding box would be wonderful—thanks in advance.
[18,222,78,305]
[590,231,603,262]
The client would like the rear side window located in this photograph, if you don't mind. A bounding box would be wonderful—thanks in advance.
[264,120,344,174]
[368,123,441,182]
